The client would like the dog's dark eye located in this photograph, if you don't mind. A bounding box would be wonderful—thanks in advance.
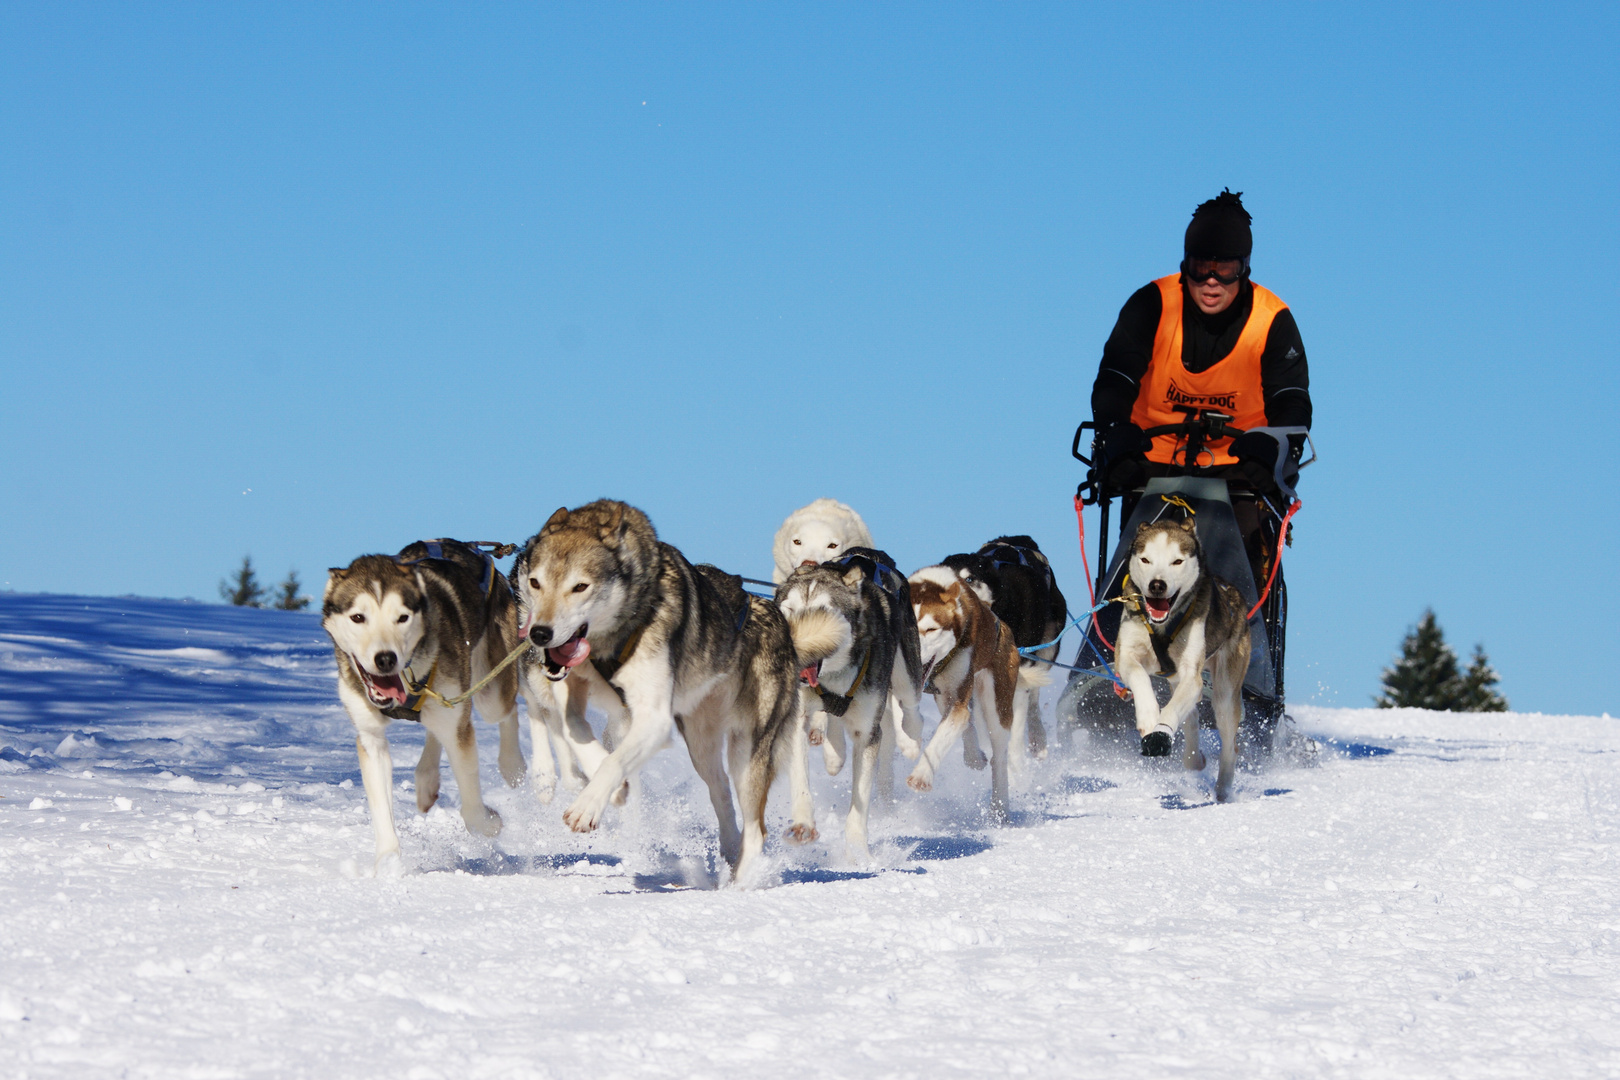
[1171,559,1183,566]
[529,578,541,590]
[827,542,837,549]
[792,539,802,546]
[397,613,409,623]
[572,582,589,593]
[1139,556,1149,564]
[350,613,365,624]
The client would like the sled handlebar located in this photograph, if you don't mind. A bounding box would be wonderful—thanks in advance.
[1072,412,1245,465]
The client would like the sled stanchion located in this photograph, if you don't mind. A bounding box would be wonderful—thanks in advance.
[1074,494,1117,654]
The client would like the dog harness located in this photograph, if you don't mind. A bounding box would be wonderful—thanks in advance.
[1132,274,1288,468]
[393,539,515,599]
[814,647,872,718]
[831,548,909,603]
[812,548,906,714]
[978,540,1057,594]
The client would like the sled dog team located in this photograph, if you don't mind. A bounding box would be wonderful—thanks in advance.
[323,497,1251,879]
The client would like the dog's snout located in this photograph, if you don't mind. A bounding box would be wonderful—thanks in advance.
[373,650,397,673]
[529,625,553,647]
[1147,579,1167,597]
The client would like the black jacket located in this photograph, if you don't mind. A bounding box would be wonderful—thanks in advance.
[1090,278,1312,431]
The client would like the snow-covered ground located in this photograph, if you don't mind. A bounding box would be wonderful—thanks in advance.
[1,593,1616,1079]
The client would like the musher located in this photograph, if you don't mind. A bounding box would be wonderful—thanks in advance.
[1088,189,1311,591]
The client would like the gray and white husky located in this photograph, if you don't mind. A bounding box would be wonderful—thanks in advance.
[1115,517,1252,802]
[509,500,808,883]
[776,549,926,862]
[321,540,526,872]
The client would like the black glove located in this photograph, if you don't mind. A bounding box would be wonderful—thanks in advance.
[1096,421,1150,493]
[1230,430,1299,499]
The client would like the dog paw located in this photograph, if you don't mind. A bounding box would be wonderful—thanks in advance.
[374,851,405,879]
[499,757,527,788]
[416,784,440,814]
[785,823,819,844]
[610,781,630,807]
[807,728,823,746]
[1185,750,1207,771]
[530,777,557,804]
[562,801,602,833]
[467,807,503,837]
[906,773,933,793]
[1140,731,1172,757]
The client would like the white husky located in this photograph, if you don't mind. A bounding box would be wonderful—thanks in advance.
[772,499,874,583]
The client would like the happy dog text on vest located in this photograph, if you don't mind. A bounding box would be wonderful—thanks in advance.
[1164,380,1238,413]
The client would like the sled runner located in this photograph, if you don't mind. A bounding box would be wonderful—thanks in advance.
[1057,410,1311,742]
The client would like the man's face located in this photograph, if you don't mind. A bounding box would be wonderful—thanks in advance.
[1184,257,1244,315]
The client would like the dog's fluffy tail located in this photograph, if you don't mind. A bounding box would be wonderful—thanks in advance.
[1017,662,1052,690]
[787,609,845,666]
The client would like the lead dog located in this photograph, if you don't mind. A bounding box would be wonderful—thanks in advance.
[1114,516,1251,802]
[771,499,874,583]
[776,548,925,862]
[322,539,526,872]
[512,500,806,883]
[906,566,1034,823]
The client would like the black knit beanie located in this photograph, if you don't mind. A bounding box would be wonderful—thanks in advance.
[1184,188,1253,260]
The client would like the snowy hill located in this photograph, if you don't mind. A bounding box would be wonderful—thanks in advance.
[1,593,1617,1078]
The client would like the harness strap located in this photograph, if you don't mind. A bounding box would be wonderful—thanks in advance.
[922,641,964,696]
[815,647,872,718]
[394,539,514,600]
[388,660,439,721]
[591,625,647,684]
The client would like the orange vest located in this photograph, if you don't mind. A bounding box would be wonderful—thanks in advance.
[1131,274,1288,467]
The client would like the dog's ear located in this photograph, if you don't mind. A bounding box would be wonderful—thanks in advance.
[391,559,413,576]
[327,566,347,580]
[842,565,865,588]
[598,501,627,542]
[1177,517,1198,535]
[542,506,571,535]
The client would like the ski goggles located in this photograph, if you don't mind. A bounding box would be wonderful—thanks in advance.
[1181,257,1249,285]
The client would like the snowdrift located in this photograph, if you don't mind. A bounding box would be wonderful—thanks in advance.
[1,593,1616,1077]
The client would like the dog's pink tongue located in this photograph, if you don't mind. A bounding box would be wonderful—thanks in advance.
[547,635,591,669]
[367,672,407,704]
[800,664,819,688]
[1145,598,1172,619]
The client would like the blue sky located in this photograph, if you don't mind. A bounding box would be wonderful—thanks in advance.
[2,3,1616,714]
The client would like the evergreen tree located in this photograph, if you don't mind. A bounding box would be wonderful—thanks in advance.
[272,569,310,612]
[1377,610,1511,712]
[220,555,265,608]
[1376,609,1461,709]
[1456,644,1509,712]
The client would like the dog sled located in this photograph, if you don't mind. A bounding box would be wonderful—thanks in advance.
[1055,410,1311,744]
